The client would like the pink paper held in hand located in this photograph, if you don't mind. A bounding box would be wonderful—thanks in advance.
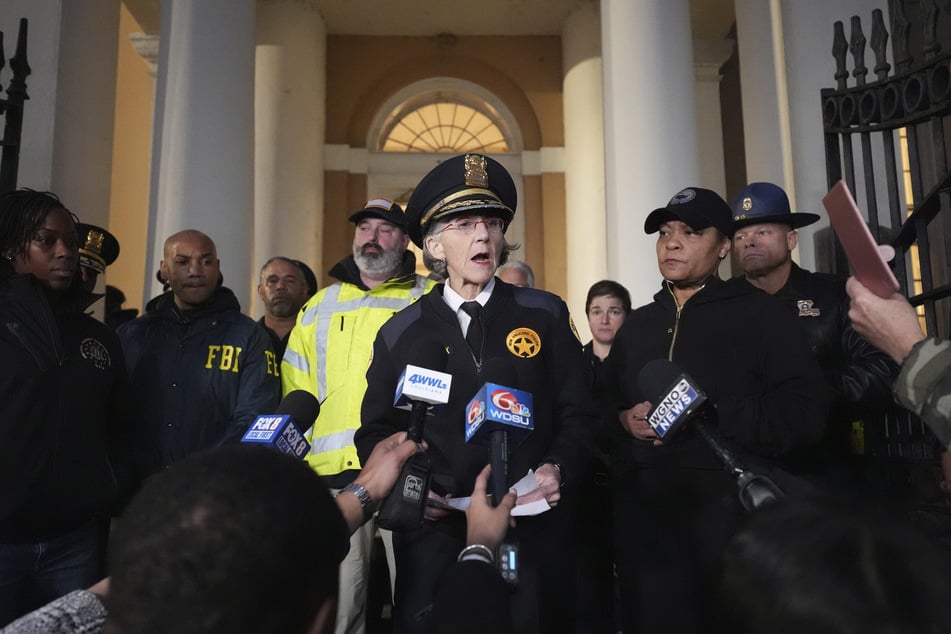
[822,180,900,298]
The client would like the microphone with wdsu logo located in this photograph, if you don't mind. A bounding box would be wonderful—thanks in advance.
[240,390,319,460]
[465,361,534,506]
[637,359,783,511]
[376,347,451,530]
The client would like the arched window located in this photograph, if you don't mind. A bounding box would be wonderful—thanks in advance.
[372,79,519,153]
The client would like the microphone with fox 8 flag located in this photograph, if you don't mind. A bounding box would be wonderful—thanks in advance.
[637,359,783,511]
[465,361,534,506]
[376,348,451,531]
[240,390,319,459]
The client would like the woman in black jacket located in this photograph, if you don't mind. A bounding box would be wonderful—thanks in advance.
[0,190,130,626]
[602,187,829,634]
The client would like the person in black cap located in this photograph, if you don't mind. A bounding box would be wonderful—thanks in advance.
[354,154,594,634]
[282,198,434,634]
[731,182,897,494]
[76,222,120,293]
[600,186,829,633]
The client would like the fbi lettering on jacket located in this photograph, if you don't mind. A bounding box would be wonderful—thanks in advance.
[205,344,243,372]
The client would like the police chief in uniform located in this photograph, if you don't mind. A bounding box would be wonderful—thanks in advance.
[354,154,594,634]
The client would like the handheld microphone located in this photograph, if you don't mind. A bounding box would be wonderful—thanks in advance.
[240,390,319,460]
[637,359,783,511]
[377,347,451,530]
[465,361,534,506]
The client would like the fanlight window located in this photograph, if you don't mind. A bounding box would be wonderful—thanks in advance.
[380,102,508,153]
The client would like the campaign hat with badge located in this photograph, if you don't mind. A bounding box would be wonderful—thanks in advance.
[76,223,120,275]
[643,187,734,236]
[404,154,517,248]
[730,182,820,230]
[348,197,408,229]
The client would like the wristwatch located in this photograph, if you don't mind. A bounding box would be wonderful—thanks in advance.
[337,482,376,519]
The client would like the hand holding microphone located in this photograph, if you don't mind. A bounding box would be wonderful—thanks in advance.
[377,346,451,531]
[619,401,660,443]
[637,359,784,511]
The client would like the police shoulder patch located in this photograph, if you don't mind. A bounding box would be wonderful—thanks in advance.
[80,338,112,370]
[506,327,541,359]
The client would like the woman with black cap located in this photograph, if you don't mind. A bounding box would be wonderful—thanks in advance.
[355,154,594,634]
[601,186,829,633]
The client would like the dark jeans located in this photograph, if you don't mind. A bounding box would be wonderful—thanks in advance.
[0,521,103,627]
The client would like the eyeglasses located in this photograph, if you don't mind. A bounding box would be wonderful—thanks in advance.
[438,217,505,235]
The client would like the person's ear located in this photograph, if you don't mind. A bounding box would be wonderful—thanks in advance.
[787,229,799,251]
[424,235,444,261]
[158,261,169,284]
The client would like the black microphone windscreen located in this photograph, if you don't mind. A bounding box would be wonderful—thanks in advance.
[276,390,320,424]
[637,358,681,400]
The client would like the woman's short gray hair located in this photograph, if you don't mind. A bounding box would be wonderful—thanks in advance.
[421,219,518,279]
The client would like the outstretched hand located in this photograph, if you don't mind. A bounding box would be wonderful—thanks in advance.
[466,464,516,551]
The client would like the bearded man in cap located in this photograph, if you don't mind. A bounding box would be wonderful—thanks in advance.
[354,154,594,634]
[731,182,897,492]
[282,198,433,634]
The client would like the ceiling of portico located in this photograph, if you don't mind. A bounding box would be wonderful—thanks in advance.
[123,0,735,41]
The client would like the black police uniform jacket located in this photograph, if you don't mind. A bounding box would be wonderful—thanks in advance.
[602,275,830,632]
[604,275,829,470]
[0,268,131,540]
[772,262,897,427]
[117,287,280,480]
[356,280,594,504]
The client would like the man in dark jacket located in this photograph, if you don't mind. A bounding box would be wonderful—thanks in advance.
[731,182,898,488]
[117,230,280,481]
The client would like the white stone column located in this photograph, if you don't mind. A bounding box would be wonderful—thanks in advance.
[735,0,794,192]
[563,0,605,341]
[146,0,256,309]
[694,38,734,195]
[252,0,326,318]
[735,0,886,271]
[601,0,701,306]
[50,0,121,226]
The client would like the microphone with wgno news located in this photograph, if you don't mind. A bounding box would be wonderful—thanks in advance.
[465,360,534,506]
[240,390,319,459]
[376,347,452,531]
[637,359,783,511]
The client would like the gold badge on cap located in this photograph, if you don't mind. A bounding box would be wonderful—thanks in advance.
[742,197,753,212]
[84,229,105,255]
[506,327,541,359]
[464,154,489,188]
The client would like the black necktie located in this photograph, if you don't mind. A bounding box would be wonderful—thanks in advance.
[460,301,484,356]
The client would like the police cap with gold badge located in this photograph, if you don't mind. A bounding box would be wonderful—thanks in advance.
[76,223,120,274]
[730,182,820,230]
[404,154,517,248]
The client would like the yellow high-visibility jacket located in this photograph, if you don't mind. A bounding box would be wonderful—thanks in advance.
[282,254,433,481]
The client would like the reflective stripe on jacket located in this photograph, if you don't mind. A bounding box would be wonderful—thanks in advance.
[282,273,433,476]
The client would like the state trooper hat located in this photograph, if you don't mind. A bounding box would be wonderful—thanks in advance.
[730,182,820,230]
[348,198,408,229]
[76,223,120,274]
[404,154,517,248]
[644,187,734,236]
